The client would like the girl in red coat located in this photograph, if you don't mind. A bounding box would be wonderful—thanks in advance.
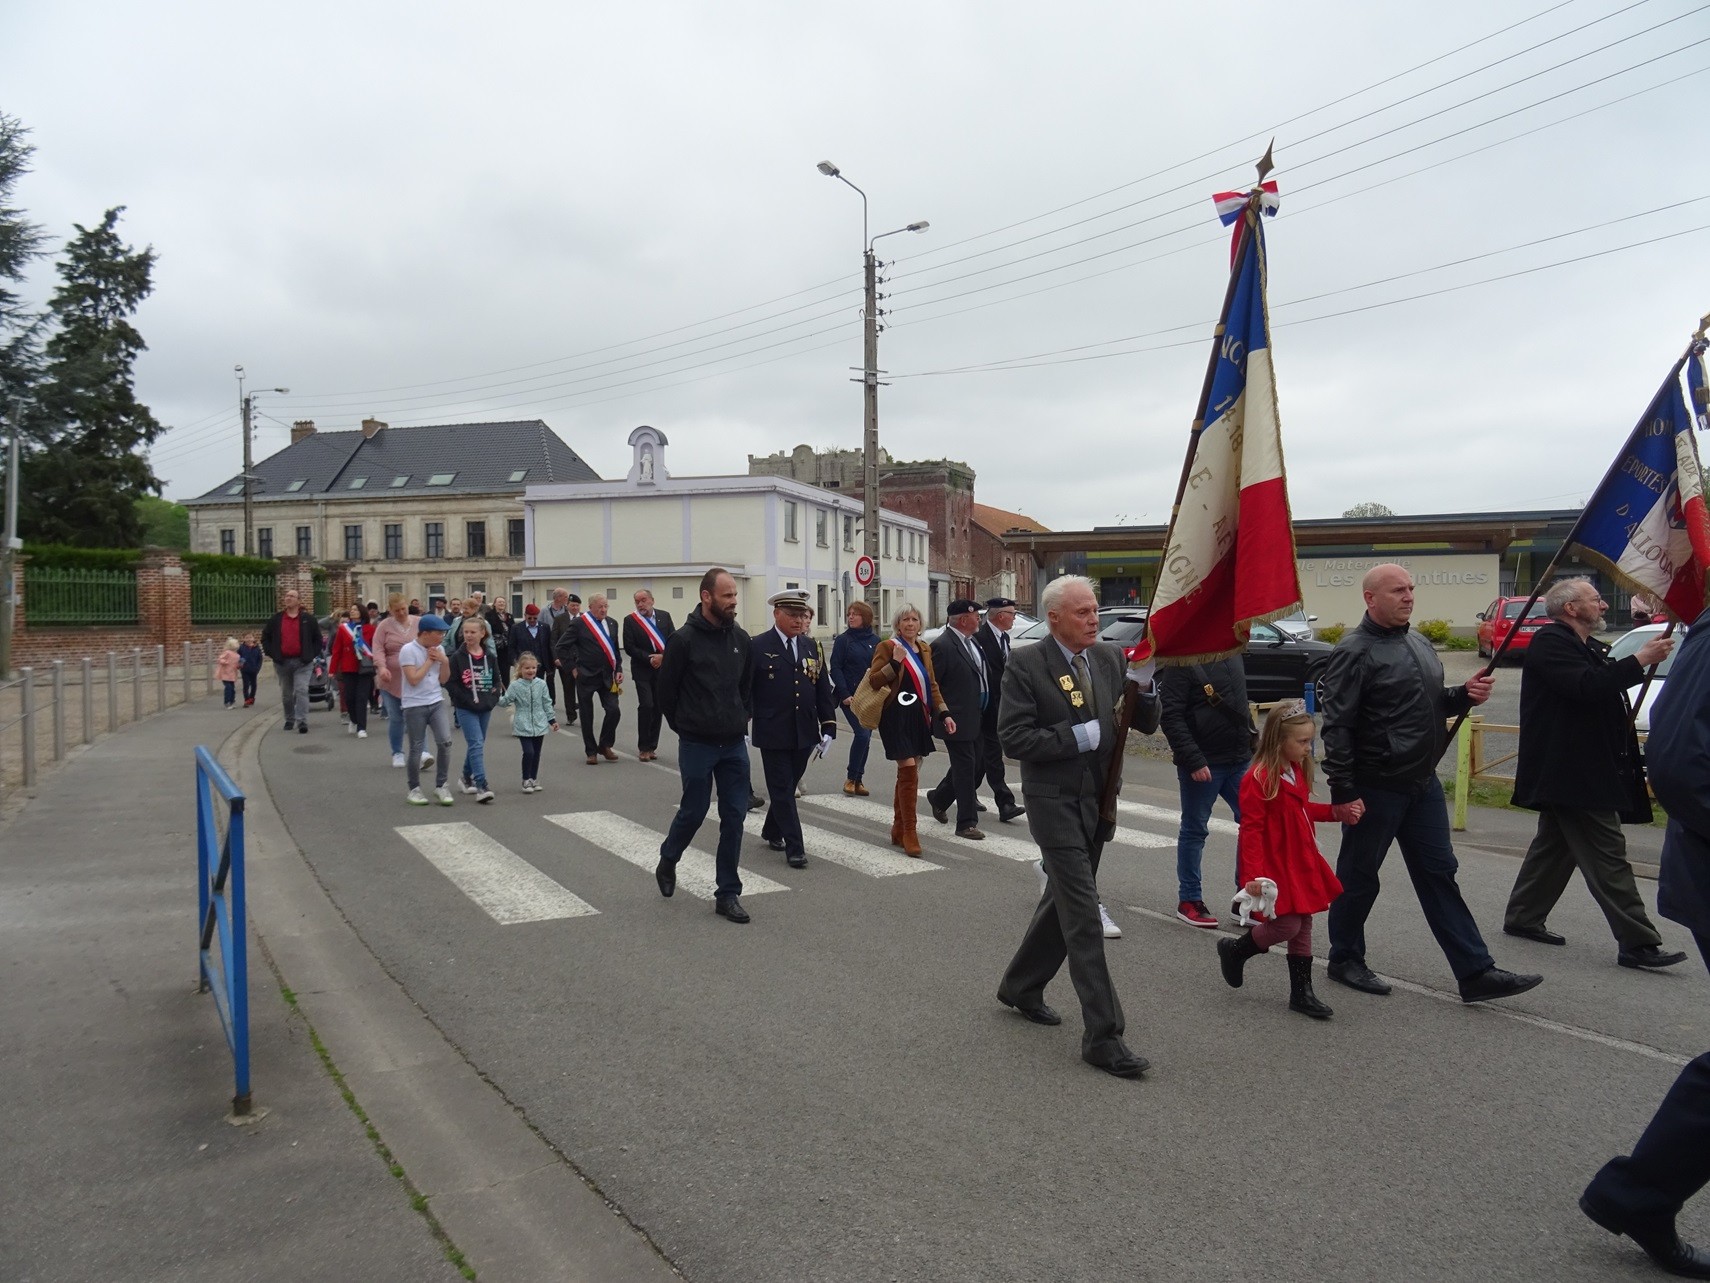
[1217,700,1359,1019]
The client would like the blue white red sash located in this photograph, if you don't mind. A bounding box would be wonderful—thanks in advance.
[583,614,619,670]
[629,611,666,652]
[894,641,931,722]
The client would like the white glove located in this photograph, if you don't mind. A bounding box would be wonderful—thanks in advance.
[1073,719,1102,754]
[816,733,834,759]
[1126,657,1157,689]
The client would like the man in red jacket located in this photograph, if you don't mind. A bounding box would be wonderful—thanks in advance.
[260,589,324,734]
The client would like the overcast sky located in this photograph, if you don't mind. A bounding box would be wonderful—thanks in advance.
[6,0,1708,531]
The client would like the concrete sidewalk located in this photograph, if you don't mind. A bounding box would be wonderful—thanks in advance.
[0,700,462,1283]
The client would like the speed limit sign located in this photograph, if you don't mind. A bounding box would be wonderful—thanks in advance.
[854,554,876,587]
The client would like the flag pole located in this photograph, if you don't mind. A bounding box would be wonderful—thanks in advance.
[1098,144,1274,831]
[1628,616,1676,731]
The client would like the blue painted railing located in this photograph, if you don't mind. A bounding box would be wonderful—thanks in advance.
[195,745,251,1115]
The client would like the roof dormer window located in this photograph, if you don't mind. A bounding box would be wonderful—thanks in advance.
[286,479,307,492]
[347,477,368,490]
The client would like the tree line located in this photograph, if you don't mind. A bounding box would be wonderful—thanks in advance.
[2,111,166,548]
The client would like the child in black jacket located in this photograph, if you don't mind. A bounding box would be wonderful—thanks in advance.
[447,618,503,802]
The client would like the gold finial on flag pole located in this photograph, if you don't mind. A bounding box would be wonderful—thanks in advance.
[1695,311,1709,340]
[1255,139,1276,184]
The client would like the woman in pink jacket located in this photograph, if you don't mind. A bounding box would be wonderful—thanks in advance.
[372,593,422,768]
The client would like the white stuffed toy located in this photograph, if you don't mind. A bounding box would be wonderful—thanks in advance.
[1230,876,1278,927]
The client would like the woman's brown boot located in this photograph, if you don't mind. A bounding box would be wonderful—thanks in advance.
[890,776,904,847]
[898,762,922,856]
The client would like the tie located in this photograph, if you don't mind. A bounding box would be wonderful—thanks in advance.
[1072,653,1092,714]
[1001,632,1010,658]
[787,636,797,665]
[969,636,988,708]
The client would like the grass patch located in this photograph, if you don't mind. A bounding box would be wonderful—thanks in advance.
[1441,775,1668,828]
[280,986,478,1280]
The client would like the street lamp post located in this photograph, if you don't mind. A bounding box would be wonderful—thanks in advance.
[817,161,927,611]
[234,364,289,557]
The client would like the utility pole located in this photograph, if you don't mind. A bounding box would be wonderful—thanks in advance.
[861,246,881,610]
[0,398,22,679]
[236,364,253,556]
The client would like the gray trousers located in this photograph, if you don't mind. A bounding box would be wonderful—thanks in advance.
[404,701,453,790]
[998,799,1126,1062]
[1504,807,1662,950]
[274,659,310,723]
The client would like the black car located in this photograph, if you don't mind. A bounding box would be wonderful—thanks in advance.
[1095,609,1333,705]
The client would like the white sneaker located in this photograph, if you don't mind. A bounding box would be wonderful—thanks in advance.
[421,750,435,767]
[1099,903,1123,939]
[459,776,477,795]
[391,752,406,768]
[434,787,454,806]
[407,787,429,806]
[1035,859,1048,895]
[345,722,356,735]
[523,779,538,793]
[356,729,367,739]
[476,788,495,804]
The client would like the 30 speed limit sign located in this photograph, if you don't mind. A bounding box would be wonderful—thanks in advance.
[854,554,876,587]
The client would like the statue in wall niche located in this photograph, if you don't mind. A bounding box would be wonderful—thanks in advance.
[639,444,654,482]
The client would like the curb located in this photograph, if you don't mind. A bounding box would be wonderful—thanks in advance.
[223,715,683,1283]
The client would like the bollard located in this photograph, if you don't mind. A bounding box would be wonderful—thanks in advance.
[131,648,142,722]
[204,639,215,695]
[182,641,193,705]
[107,651,118,734]
[52,660,65,762]
[156,645,166,712]
[1453,716,1472,832]
[81,657,94,746]
[20,666,35,790]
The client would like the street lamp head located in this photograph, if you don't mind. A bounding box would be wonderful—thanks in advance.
[816,160,840,177]
[272,387,290,395]
[907,221,930,233]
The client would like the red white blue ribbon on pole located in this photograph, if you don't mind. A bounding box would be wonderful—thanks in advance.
[1211,180,1279,263]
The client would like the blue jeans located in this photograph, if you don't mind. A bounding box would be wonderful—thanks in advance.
[660,736,750,900]
[381,690,405,754]
[841,705,872,782]
[453,707,493,788]
[1326,775,1495,981]
[1175,760,1246,904]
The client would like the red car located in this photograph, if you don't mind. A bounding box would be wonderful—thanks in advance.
[1476,596,1550,660]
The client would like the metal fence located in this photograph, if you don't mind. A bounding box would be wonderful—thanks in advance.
[23,566,139,626]
[196,743,252,1116]
[311,577,331,617]
[0,639,221,807]
[191,573,276,626]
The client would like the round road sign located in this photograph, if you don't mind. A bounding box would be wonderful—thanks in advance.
[854,555,876,587]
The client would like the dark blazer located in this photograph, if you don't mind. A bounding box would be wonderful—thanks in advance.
[1158,657,1253,771]
[750,628,837,751]
[972,622,1011,729]
[1511,621,1649,815]
[549,610,583,669]
[508,620,553,668]
[569,614,622,686]
[1645,607,1710,936]
[999,639,1160,833]
[621,609,676,676]
[260,609,323,663]
[830,626,879,702]
[929,628,987,743]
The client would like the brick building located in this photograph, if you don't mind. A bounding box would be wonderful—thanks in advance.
[970,503,1046,610]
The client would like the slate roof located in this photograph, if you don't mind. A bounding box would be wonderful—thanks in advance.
[185,419,600,505]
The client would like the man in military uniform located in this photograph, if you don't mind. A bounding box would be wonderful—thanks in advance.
[752,589,837,869]
[972,596,1025,823]
[622,588,677,761]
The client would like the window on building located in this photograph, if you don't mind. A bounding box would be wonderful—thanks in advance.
[426,473,456,486]
[467,580,486,598]
[225,483,244,496]
[286,479,307,492]
[783,501,799,543]
[425,581,445,609]
[295,526,312,556]
[425,522,444,558]
[344,524,363,560]
[672,586,684,599]
[384,523,403,560]
[256,528,273,558]
[817,584,830,621]
[347,477,368,490]
[843,515,855,551]
[508,468,529,483]
[385,581,403,599]
[884,526,892,558]
[606,587,618,602]
[390,475,409,488]
[882,588,892,623]
[219,528,235,555]
[815,509,829,547]
[507,518,526,557]
[466,520,486,558]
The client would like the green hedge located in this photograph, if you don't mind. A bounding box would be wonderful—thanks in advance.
[182,551,279,576]
[20,544,144,570]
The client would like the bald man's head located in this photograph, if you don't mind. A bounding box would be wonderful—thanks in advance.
[1362,563,1415,627]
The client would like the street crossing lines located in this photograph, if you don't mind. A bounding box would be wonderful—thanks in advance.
[910,790,1176,850]
[395,823,600,925]
[1118,799,1238,836]
[742,814,943,876]
[544,811,790,901]
[801,794,1042,861]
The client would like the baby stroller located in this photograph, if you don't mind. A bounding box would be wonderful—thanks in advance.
[307,638,338,712]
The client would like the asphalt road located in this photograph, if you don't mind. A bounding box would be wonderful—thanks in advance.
[259,700,1707,1283]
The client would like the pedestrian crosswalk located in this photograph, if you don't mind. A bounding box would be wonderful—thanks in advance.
[392,790,1222,925]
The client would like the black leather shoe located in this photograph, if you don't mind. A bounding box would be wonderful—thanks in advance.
[1504,923,1567,946]
[1326,960,1392,995]
[1458,966,1543,1003]
[1084,1045,1149,1079]
[1581,1193,1710,1278]
[955,826,986,840]
[998,804,1026,823]
[787,853,807,869]
[714,896,750,924]
[283,720,295,731]
[766,838,786,852]
[976,800,988,812]
[654,858,675,898]
[297,722,308,734]
[1619,944,1690,970]
[747,793,766,811]
[997,994,1061,1026]
[929,799,949,824]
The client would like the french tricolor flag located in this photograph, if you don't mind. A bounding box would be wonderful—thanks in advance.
[1212,180,1279,226]
[1147,215,1304,663]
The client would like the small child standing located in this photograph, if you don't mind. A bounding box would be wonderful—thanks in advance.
[496,652,557,792]
[237,633,263,707]
[399,615,455,806]
[1217,700,1358,1019]
[215,637,242,707]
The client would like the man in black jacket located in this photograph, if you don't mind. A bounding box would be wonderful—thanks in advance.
[972,598,1025,824]
[1503,577,1686,969]
[260,589,324,734]
[655,568,755,923]
[622,589,676,761]
[751,590,836,868]
[928,599,991,840]
[570,595,623,764]
[509,605,555,703]
[1322,564,1542,1003]
[1158,655,1252,929]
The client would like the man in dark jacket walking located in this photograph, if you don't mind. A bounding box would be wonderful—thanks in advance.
[1321,564,1542,1003]
[752,590,836,868]
[1580,604,1710,1277]
[927,599,992,840]
[622,589,676,761]
[260,589,324,733]
[1504,577,1685,969]
[972,598,1025,823]
[569,595,623,764]
[508,605,555,703]
[1158,655,1253,929]
[655,568,755,924]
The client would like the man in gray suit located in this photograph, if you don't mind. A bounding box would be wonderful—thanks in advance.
[995,575,1160,1079]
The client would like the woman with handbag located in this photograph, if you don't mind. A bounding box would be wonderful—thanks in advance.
[328,603,379,739]
[831,600,881,797]
[862,604,952,856]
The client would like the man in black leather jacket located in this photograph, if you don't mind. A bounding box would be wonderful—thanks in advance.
[1321,564,1543,1004]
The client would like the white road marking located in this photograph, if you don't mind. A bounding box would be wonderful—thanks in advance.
[1120,905,1692,1068]
[803,794,1038,862]
[910,790,1172,850]
[1118,799,1238,837]
[544,811,790,901]
[742,814,942,877]
[394,823,599,925]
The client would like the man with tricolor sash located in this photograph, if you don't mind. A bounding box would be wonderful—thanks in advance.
[623,589,676,762]
[572,594,624,764]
